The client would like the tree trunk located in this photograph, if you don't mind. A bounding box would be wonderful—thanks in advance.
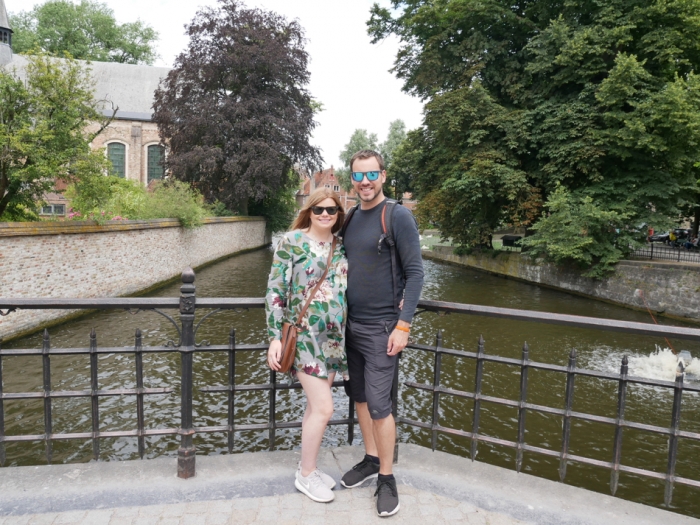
[238,199,248,216]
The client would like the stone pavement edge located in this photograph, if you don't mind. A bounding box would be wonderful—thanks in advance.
[0,444,696,525]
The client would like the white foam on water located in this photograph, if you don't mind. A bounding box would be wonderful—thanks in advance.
[589,346,700,383]
[581,346,699,404]
[628,347,684,381]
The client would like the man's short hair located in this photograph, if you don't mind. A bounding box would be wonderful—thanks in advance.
[350,149,385,172]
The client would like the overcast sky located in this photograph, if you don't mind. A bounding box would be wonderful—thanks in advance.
[16,0,425,169]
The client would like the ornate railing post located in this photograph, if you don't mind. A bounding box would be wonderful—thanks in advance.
[177,268,196,479]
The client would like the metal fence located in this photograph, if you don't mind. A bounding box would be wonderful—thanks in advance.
[2,269,700,507]
[630,243,700,264]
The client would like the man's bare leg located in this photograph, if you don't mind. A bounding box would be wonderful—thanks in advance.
[355,401,378,457]
[372,414,395,475]
[341,401,382,488]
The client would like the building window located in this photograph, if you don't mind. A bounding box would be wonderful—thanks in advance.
[147,145,165,183]
[40,204,66,216]
[107,143,126,178]
[325,184,330,188]
[333,185,340,192]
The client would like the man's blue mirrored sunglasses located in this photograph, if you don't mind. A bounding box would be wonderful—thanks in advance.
[351,171,381,182]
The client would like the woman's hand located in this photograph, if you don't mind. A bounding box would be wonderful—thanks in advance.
[267,339,282,371]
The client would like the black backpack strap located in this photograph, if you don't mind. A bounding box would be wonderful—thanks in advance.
[378,200,400,313]
[339,204,358,240]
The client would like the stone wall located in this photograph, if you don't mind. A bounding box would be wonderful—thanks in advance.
[423,246,700,323]
[0,217,268,340]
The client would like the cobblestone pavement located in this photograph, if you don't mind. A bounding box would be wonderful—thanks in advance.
[0,445,695,525]
[0,482,528,525]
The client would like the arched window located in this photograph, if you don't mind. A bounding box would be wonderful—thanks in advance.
[147,144,165,183]
[107,143,126,178]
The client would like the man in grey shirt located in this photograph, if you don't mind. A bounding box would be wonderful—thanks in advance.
[339,150,424,517]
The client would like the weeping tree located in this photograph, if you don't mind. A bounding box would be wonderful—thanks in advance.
[375,0,700,276]
[153,0,321,216]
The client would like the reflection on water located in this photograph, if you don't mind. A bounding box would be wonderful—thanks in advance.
[3,246,700,517]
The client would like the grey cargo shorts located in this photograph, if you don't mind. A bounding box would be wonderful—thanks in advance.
[345,317,398,420]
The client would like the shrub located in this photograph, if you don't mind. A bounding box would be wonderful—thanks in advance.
[248,185,298,233]
[137,180,209,228]
[65,175,210,227]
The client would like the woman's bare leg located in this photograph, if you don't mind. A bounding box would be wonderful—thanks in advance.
[297,371,336,477]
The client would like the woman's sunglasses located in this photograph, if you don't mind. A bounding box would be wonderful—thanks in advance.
[351,171,381,182]
[311,206,339,215]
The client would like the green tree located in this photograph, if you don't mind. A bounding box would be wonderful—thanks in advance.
[10,0,158,65]
[379,119,407,198]
[520,186,634,278]
[0,53,111,221]
[373,0,700,274]
[379,119,406,170]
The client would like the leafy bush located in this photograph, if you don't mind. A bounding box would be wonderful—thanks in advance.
[0,203,40,222]
[248,185,299,233]
[137,180,209,228]
[65,175,210,227]
[210,200,236,217]
[520,186,649,278]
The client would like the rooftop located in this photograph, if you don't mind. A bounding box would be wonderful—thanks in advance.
[4,55,169,117]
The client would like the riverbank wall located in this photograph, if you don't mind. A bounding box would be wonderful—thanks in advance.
[0,217,269,341]
[423,246,700,323]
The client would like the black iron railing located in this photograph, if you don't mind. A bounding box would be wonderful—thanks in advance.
[630,242,700,264]
[2,269,700,507]
[0,269,355,479]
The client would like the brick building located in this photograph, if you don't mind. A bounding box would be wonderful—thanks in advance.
[298,167,358,211]
[0,0,169,218]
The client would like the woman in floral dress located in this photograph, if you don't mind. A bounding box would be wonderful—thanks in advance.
[265,187,348,504]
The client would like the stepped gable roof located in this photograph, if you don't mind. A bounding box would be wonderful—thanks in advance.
[0,0,10,31]
[6,55,170,120]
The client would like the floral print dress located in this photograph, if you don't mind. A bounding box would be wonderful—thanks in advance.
[265,230,349,380]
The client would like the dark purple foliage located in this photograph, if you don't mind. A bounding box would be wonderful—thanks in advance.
[152,0,321,214]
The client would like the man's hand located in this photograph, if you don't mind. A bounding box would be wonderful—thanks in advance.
[387,321,410,356]
[267,339,282,371]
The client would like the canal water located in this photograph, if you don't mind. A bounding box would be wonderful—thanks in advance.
[3,246,700,517]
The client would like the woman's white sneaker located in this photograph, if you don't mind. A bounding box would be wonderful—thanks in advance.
[297,463,336,489]
[315,467,337,489]
[295,469,335,503]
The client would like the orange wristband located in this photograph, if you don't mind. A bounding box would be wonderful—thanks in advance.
[395,325,410,333]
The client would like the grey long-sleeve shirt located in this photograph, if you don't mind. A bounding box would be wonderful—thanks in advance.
[343,199,424,323]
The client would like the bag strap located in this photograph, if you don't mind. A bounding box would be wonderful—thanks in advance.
[379,200,400,313]
[294,236,337,328]
[338,204,358,240]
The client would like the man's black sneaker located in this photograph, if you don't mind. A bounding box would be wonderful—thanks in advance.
[375,477,400,517]
[340,455,380,488]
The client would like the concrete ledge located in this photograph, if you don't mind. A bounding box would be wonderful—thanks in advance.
[0,444,696,524]
[0,218,268,341]
[0,216,264,237]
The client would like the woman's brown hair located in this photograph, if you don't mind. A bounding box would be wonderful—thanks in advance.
[290,187,345,234]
